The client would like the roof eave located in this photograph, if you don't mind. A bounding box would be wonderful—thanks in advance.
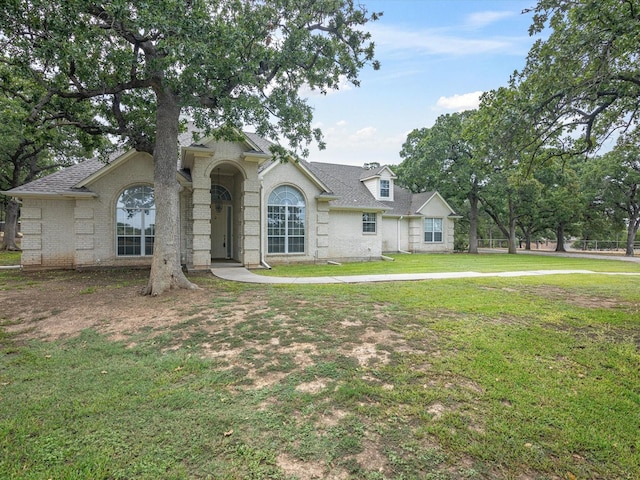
[4,190,98,199]
[242,151,272,163]
[328,205,392,212]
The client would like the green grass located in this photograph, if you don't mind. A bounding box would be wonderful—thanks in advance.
[257,252,640,276]
[0,250,21,266]
[1,257,639,479]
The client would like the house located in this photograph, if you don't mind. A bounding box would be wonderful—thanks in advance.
[3,131,460,270]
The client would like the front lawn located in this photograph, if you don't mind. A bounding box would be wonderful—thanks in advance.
[0,249,20,266]
[1,258,638,479]
[257,252,640,276]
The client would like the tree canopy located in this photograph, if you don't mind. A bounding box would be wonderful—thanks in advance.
[0,65,103,250]
[1,0,380,293]
[516,0,640,156]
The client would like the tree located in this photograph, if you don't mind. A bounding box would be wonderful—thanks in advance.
[517,0,640,157]
[534,162,584,252]
[1,0,380,295]
[585,140,640,256]
[0,66,102,251]
[470,87,543,254]
[395,111,485,253]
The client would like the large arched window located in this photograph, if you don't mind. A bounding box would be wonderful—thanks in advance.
[267,185,305,254]
[116,185,155,256]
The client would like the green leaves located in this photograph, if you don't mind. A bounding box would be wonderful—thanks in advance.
[517,0,640,155]
[1,0,380,156]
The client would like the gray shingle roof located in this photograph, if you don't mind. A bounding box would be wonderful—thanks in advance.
[5,158,105,196]
[6,131,448,217]
[244,131,275,154]
[381,187,436,216]
[306,162,390,210]
[5,130,271,197]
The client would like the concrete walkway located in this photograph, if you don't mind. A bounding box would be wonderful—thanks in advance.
[211,266,640,285]
[212,249,640,284]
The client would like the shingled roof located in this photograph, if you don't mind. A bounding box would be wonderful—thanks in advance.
[380,187,437,216]
[5,158,105,196]
[305,162,391,210]
[4,130,272,198]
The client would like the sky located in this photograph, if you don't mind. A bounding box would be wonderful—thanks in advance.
[303,0,541,166]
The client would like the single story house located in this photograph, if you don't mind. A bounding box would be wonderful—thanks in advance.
[4,131,460,270]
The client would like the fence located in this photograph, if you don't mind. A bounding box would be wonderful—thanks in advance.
[572,239,640,252]
[478,238,638,253]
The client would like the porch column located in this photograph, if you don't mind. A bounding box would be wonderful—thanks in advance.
[316,202,330,261]
[191,152,213,270]
[242,178,261,267]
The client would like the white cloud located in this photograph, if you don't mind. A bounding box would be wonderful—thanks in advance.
[467,11,516,28]
[336,120,347,127]
[350,126,377,142]
[435,91,483,111]
[369,24,514,57]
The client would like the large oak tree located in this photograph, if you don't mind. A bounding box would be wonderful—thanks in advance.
[1,0,379,294]
[517,0,640,156]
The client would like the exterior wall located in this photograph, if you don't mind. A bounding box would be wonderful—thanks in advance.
[20,199,75,269]
[407,216,455,253]
[381,216,409,252]
[327,209,382,261]
[19,152,156,269]
[260,161,326,265]
[413,195,455,253]
[85,153,155,268]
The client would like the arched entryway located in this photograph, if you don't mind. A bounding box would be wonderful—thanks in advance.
[210,164,243,262]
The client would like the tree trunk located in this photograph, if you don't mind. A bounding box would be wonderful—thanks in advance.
[142,88,198,296]
[625,216,639,257]
[468,193,479,254]
[1,198,21,251]
[507,198,517,254]
[555,223,566,252]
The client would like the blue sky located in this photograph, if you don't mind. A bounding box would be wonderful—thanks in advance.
[304,0,540,166]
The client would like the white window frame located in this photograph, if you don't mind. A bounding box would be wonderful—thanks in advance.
[267,185,306,254]
[380,179,390,198]
[424,217,443,243]
[116,185,155,256]
[362,212,377,234]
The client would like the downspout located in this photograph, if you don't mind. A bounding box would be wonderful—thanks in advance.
[259,180,272,270]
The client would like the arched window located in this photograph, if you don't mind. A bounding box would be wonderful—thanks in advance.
[267,185,305,254]
[116,185,155,256]
[210,185,232,202]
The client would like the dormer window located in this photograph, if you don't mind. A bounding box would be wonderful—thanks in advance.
[380,179,390,198]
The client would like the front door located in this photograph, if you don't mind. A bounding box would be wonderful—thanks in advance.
[211,205,232,259]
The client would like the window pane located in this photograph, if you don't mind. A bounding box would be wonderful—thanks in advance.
[267,186,305,254]
[363,213,376,233]
[288,236,305,253]
[268,237,285,253]
[380,180,390,198]
[118,237,141,256]
[424,217,443,243]
[116,186,154,256]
